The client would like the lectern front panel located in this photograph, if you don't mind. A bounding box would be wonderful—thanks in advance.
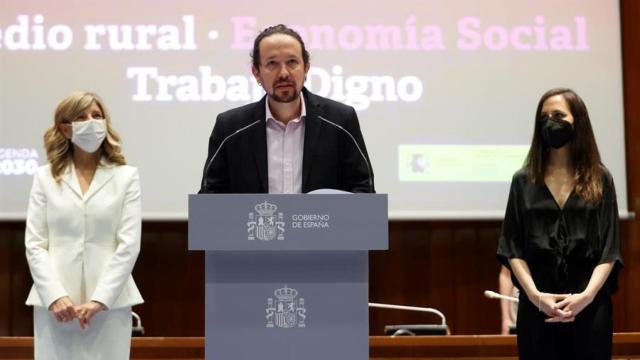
[205,251,368,360]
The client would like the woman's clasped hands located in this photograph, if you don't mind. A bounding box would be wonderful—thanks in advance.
[531,291,593,323]
[48,296,106,329]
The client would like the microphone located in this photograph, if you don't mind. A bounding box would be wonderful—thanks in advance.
[484,290,519,303]
[317,115,373,193]
[368,302,447,326]
[131,311,145,336]
[200,119,261,192]
[369,302,448,336]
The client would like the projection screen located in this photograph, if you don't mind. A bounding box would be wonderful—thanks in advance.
[0,0,628,219]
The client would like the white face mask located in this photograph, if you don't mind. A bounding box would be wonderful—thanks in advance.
[71,119,107,153]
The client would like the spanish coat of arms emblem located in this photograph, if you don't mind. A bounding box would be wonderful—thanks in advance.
[266,285,307,328]
[247,201,285,241]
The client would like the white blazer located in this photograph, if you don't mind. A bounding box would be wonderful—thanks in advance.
[25,163,144,310]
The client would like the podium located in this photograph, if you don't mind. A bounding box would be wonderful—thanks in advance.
[188,193,388,360]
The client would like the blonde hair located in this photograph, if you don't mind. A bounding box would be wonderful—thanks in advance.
[44,91,126,181]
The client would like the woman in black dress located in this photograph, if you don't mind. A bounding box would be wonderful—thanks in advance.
[497,88,622,359]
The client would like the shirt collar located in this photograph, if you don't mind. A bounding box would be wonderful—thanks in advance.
[265,93,306,125]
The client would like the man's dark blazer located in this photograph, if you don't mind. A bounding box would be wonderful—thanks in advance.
[199,88,374,193]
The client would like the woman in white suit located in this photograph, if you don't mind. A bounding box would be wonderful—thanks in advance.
[25,91,143,360]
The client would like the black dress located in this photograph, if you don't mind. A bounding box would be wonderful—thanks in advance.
[497,167,622,360]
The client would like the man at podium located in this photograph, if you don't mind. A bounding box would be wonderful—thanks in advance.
[199,24,374,194]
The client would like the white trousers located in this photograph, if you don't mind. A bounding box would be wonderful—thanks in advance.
[33,306,132,360]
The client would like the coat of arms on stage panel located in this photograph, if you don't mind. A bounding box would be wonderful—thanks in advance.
[247,201,285,241]
[266,285,307,328]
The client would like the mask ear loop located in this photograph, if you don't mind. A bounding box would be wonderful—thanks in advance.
[58,121,73,146]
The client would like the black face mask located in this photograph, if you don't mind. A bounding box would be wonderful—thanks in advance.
[540,115,573,149]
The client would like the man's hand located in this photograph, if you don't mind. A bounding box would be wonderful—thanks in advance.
[501,319,513,335]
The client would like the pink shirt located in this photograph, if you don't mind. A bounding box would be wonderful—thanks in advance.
[265,95,306,194]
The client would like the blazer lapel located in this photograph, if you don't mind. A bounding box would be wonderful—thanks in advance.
[302,89,323,191]
[251,97,268,192]
[61,165,83,200]
[84,163,115,201]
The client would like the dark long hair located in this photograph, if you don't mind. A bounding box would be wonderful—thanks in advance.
[524,88,603,203]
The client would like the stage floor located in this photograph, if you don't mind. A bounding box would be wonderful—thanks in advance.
[1,334,639,359]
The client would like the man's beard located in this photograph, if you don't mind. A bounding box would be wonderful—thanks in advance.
[269,82,299,103]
